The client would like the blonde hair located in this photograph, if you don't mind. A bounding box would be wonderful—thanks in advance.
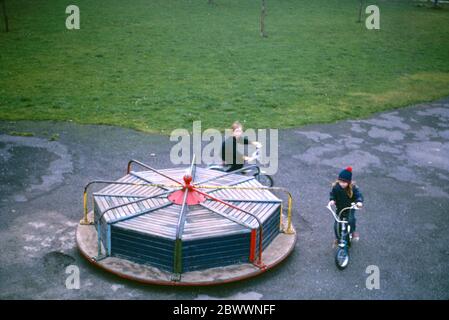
[332,180,356,198]
[231,121,243,131]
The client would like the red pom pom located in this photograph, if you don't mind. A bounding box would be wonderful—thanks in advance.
[346,166,352,172]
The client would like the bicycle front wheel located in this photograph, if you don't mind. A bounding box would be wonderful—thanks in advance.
[335,247,350,270]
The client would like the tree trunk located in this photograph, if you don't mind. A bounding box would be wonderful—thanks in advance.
[357,0,363,23]
[1,0,8,32]
[260,0,267,37]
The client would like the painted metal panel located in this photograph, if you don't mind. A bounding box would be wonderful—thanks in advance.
[111,225,175,272]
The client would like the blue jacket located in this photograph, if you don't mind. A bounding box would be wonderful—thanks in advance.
[329,183,364,214]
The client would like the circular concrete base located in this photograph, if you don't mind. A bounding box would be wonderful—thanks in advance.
[76,212,296,286]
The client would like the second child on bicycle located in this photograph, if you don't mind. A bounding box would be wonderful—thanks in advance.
[328,166,364,244]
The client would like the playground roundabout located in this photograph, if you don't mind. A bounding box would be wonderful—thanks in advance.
[76,157,296,286]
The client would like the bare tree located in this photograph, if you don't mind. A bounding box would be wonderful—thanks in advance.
[260,0,267,37]
[1,0,8,32]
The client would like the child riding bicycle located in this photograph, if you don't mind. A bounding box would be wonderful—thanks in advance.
[328,166,364,244]
[221,121,262,172]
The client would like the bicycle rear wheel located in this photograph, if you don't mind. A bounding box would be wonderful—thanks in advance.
[256,174,273,187]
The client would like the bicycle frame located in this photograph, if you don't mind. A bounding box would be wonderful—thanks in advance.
[326,203,359,247]
[207,147,273,187]
[327,203,361,269]
[207,146,263,178]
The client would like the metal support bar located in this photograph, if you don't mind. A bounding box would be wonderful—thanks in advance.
[175,183,190,240]
[107,201,173,224]
[92,193,148,198]
[195,184,295,235]
[81,180,180,225]
[95,189,177,259]
[107,224,112,256]
[216,198,282,203]
[193,188,265,268]
[189,154,197,181]
[249,229,257,262]
[199,202,253,229]
[98,189,176,223]
[80,190,91,225]
[97,223,102,257]
[173,238,183,276]
[193,164,260,185]
[171,155,196,277]
[194,175,255,195]
[279,203,284,232]
[127,159,183,185]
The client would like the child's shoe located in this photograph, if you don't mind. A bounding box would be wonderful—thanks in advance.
[351,232,360,242]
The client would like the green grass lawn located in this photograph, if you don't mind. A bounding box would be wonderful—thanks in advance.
[1,0,449,133]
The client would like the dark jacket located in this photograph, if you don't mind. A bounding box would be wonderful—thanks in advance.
[329,183,364,214]
[221,136,249,166]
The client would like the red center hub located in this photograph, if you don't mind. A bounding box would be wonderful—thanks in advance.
[168,174,206,205]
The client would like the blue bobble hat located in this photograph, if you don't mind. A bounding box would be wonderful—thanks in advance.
[338,166,353,183]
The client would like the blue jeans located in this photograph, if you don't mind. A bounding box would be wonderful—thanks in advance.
[334,209,356,239]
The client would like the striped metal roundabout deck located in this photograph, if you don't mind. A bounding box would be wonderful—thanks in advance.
[76,158,296,286]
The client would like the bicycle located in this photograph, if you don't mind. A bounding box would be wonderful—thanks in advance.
[208,147,274,187]
[326,202,361,270]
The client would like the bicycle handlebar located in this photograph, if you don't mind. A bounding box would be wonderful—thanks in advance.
[249,146,262,162]
[326,203,361,224]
